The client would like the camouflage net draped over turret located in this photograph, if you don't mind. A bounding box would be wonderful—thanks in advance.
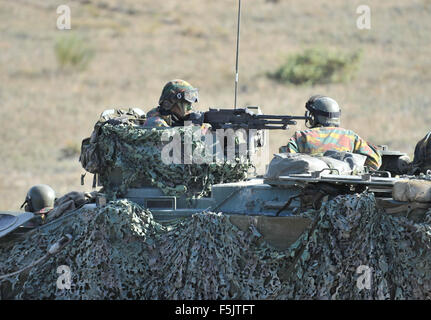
[1,193,431,299]
[276,193,431,299]
[94,124,252,199]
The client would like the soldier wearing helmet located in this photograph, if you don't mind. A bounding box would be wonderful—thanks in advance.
[279,95,382,170]
[144,79,200,128]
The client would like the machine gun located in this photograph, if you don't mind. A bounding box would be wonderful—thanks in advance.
[183,106,311,130]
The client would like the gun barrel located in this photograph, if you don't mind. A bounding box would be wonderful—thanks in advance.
[262,120,296,124]
[255,115,309,120]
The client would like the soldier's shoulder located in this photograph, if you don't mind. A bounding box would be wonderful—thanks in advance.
[322,126,355,135]
[338,127,363,138]
[143,108,170,128]
[295,126,329,135]
[146,107,160,117]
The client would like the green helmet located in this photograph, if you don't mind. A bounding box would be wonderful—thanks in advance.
[305,95,341,127]
[21,184,56,213]
[159,79,199,112]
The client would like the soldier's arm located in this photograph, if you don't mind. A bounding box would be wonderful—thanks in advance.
[353,136,382,170]
[279,136,299,153]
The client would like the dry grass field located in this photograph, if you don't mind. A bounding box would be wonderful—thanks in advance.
[1,0,431,210]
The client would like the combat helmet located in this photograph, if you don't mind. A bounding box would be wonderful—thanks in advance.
[21,184,56,213]
[159,79,199,117]
[305,95,341,128]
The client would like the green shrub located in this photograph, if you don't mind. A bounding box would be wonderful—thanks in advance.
[269,48,361,85]
[54,35,94,70]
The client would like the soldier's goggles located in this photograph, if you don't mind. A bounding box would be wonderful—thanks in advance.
[176,88,199,103]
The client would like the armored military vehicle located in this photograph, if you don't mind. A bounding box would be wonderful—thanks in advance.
[2,105,431,300]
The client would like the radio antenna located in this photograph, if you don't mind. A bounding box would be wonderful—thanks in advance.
[234,0,242,109]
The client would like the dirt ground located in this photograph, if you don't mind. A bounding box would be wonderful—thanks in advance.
[1,0,431,210]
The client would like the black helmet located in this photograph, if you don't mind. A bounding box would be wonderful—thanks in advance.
[21,184,56,212]
[305,95,341,127]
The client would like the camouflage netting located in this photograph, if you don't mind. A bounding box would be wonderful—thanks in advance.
[274,192,431,299]
[0,200,284,299]
[91,124,252,199]
[1,192,431,299]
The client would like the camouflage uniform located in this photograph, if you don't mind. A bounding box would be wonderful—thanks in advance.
[143,107,171,128]
[279,126,382,170]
